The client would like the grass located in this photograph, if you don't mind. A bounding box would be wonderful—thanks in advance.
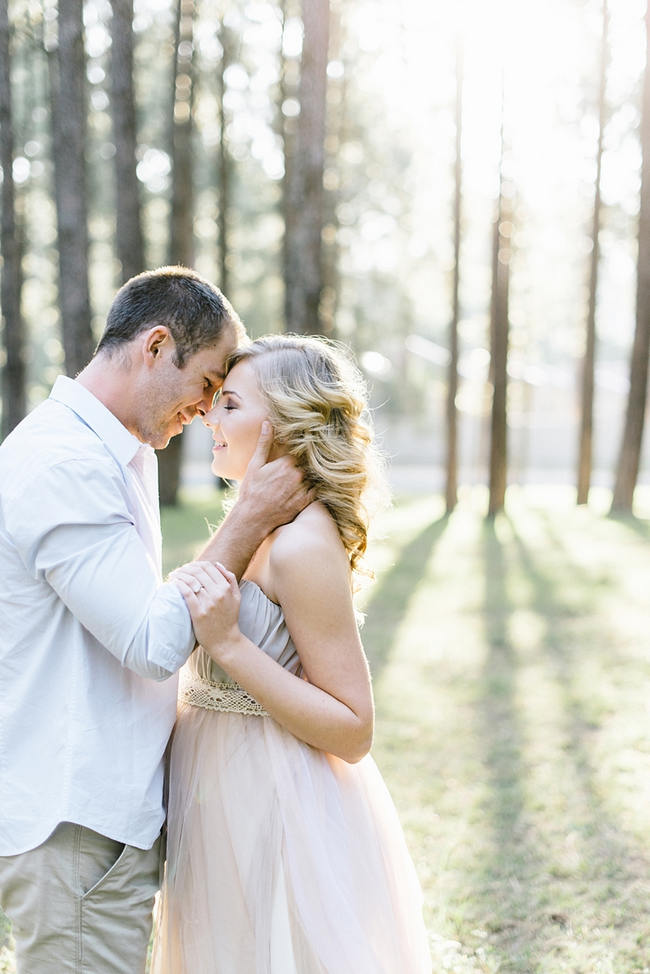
[359,485,650,973]
[2,484,649,973]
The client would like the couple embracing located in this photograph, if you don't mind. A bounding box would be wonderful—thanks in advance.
[0,266,431,973]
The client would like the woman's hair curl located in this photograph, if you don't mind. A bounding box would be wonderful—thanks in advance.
[225,334,388,579]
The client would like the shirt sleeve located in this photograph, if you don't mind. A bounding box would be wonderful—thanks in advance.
[5,455,195,680]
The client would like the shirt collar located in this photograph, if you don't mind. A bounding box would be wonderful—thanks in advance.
[49,375,147,468]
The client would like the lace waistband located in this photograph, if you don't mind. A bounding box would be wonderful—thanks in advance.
[181,677,269,717]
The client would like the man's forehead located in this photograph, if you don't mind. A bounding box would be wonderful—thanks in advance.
[195,338,234,373]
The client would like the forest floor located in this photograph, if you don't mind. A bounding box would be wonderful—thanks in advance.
[2,484,649,973]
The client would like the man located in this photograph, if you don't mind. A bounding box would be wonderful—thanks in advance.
[0,266,306,972]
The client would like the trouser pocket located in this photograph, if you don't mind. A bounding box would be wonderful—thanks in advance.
[76,825,127,899]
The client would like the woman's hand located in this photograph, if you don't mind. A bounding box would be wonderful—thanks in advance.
[171,560,242,662]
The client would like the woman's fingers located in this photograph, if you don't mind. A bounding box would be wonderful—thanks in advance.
[215,561,237,587]
[171,561,228,593]
[173,576,200,605]
[171,561,241,655]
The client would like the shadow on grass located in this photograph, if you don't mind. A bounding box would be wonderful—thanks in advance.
[507,512,650,944]
[362,513,449,681]
[476,517,544,964]
[607,509,650,540]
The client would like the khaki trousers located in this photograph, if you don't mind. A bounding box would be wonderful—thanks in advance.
[0,822,162,974]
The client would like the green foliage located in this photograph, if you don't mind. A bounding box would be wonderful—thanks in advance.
[4,0,649,481]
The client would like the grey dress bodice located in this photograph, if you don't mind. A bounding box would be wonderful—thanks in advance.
[186,579,303,685]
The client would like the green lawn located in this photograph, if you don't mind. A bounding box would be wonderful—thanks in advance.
[359,486,650,973]
[2,485,649,973]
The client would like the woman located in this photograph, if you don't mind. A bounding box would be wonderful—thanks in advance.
[152,335,432,973]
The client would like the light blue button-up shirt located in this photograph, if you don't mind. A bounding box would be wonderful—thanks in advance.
[0,376,195,855]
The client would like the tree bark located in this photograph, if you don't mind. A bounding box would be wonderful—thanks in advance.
[610,2,650,514]
[168,0,195,269]
[49,0,94,377]
[157,0,196,506]
[487,91,511,518]
[577,0,608,505]
[446,35,463,513]
[0,0,27,439]
[284,0,329,334]
[279,0,295,332]
[110,0,145,283]
[216,19,234,298]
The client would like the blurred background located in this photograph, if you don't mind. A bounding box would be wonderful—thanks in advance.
[1,0,649,512]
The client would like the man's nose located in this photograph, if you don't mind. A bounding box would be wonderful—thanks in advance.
[198,397,211,415]
[194,391,216,416]
[201,404,218,427]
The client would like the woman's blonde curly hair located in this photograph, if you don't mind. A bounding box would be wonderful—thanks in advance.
[225,334,388,579]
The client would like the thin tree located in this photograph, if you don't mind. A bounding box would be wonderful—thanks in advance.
[110,0,145,282]
[487,86,511,518]
[48,0,94,376]
[215,18,235,298]
[318,0,343,338]
[577,0,608,505]
[446,34,463,514]
[0,0,27,438]
[278,0,296,329]
[610,2,650,513]
[158,0,196,506]
[168,0,195,269]
[284,0,329,334]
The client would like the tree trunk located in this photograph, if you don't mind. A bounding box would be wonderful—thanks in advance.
[610,2,650,514]
[157,0,196,506]
[279,0,296,332]
[284,0,329,334]
[487,93,511,518]
[0,0,27,439]
[49,0,94,377]
[216,19,234,298]
[168,0,195,268]
[110,0,145,282]
[446,35,463,514]
[577,0,608,505]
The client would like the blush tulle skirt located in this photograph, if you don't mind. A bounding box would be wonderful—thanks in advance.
[151,703,432,973]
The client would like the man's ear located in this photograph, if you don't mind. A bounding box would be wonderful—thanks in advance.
[142,325,172,365]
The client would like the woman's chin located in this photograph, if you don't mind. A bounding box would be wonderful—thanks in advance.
[211,459,239,482]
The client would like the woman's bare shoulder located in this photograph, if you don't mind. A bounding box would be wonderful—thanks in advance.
[270,501,346,567]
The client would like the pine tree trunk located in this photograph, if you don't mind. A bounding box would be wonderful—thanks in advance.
[0,0,27,439]
[157,0,196,506]
[446,36,463,514]
[577,0,608,505]
[49,0,94,377]
[279,0,295,332]
[216,20,234,298]
[488,235,510,517]
[168,0,195,269]
[284,0,329,334]
[488,94,511,518]
[110,0,145,282]
[610,3,650,514]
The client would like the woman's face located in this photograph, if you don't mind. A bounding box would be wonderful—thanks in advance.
[202,359,271,481]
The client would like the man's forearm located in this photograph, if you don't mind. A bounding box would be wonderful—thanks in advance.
[195,450,309,578]
[197,502,268,580]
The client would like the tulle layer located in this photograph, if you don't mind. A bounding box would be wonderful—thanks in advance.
[151,702,431,974]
